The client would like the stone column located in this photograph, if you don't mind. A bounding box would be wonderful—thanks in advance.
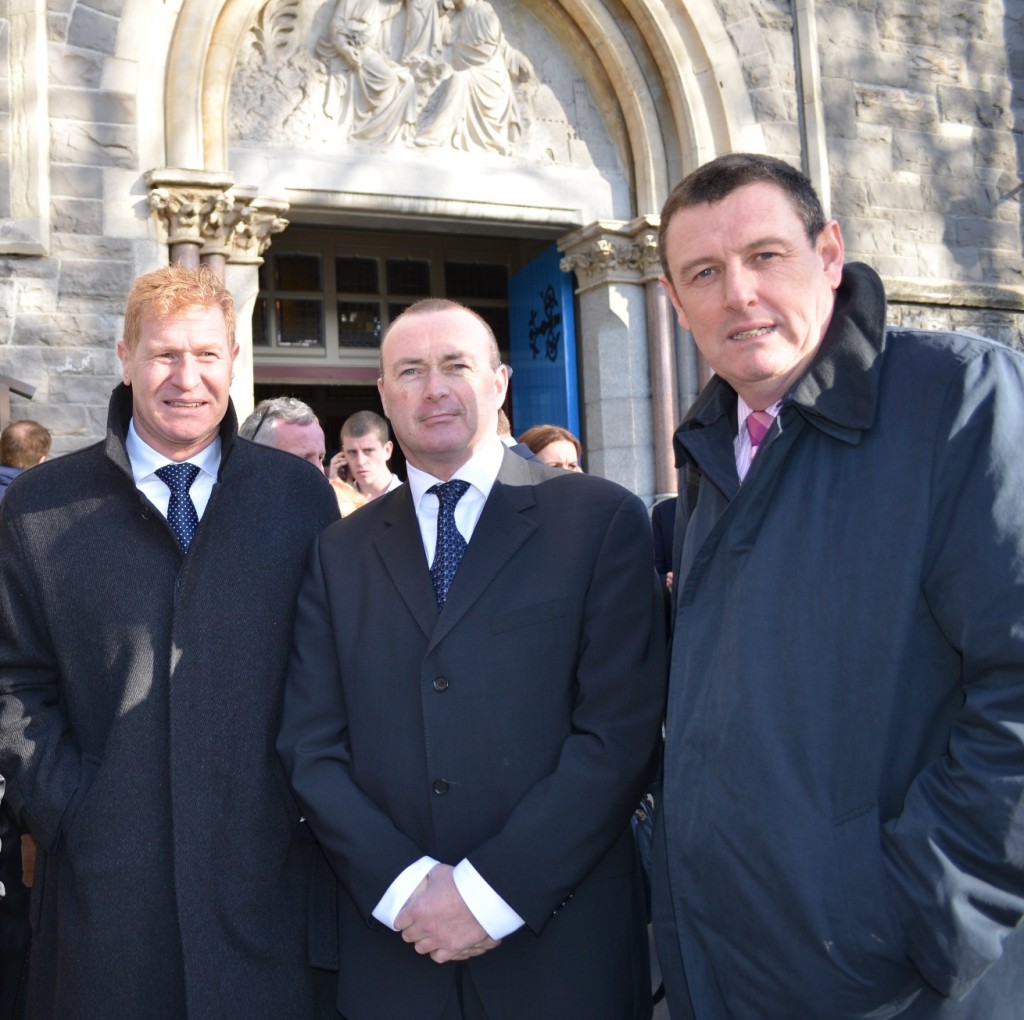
[143,170,291,417]
[559,221,657,502]
[144,168,236,272]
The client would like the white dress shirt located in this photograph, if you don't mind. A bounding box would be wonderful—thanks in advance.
[371,437,527,941]
[125,420,221,520]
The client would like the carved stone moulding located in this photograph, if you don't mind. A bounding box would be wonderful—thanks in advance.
[143,169,290,266]
[558,216,662,292]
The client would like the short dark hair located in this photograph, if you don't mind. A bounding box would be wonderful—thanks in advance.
[658,153,827,281]
[340,410,390,446]
[1,419,52,469]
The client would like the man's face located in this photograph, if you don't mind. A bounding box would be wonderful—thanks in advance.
[341,431,393,491]
[660,181,844,408]
[378,308,508,479]
[271,420,326,473]
[118,305,238,461]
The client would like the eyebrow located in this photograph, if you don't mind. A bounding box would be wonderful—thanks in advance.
[674,234,794,279]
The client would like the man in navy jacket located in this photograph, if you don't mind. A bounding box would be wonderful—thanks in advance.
[653,153,1024,1018]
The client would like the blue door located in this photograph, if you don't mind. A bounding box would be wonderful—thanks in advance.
[507,245,579,437]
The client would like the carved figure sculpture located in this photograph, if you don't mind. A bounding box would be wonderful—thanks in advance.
[414,0,533,156]
[317,0,418,143]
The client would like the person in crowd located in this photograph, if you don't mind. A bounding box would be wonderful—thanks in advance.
[652,152,1024,1018]
[239,395,327,470]
[278,297,666,1020]
[516,423,583,472]
[240,396,366,516]
[0,420,51,503]
[329,409,403,499]
[0,264,339,1020]
[650,495,676,596]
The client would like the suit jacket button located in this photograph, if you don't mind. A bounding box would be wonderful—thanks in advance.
[433,676,449,692]
[432,779,449,795]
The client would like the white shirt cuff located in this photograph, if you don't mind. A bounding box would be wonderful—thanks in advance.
[453,858,525,940]
[372,856,439,930]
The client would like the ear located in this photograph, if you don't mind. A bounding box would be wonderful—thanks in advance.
[817,221,845,289]
[377,377,387,416]
[659,275,691,333]
[494,363,510,405]
[383,440,394,460]
[117,341,132,385]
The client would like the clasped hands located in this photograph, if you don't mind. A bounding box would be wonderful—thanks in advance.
[394,863,501,964]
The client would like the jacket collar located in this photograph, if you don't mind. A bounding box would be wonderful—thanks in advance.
[674,261,888,470]
[104,382,240,478]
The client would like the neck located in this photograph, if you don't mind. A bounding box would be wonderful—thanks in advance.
[361,471,392,499]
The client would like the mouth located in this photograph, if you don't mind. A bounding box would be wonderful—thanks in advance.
[165,400,206,409]
[730,325,775,341]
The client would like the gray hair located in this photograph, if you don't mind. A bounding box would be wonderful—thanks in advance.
[239,396,318,446]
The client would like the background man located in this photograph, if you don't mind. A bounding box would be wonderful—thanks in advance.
[0,265,339,1019]
[330,408,402,499]
[0,420,51,502]
[653,153,1024,1017]
[241,395,366,516]
[279,298,666,1020]
[239,395,327,471]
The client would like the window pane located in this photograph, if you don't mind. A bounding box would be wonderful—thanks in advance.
[336,256,379,295]
[445,262,507,300]
[252,297,270,346]
[338,302,382,348]
[276,254,322,292]
[276,299,324,347]
[386,259,431,296]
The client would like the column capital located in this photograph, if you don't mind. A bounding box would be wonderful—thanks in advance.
[143,170,289,265]
[558,216,663,292]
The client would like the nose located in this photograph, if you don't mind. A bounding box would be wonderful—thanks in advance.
[723,265,757,311]
[423,367,451,401]
[173,354,201,390]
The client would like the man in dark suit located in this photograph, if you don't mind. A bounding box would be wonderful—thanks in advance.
[278,298,666,1020]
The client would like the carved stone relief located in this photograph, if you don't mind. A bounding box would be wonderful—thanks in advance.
[230,0,618,171]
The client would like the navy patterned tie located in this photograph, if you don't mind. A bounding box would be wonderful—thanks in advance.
[428,479,470,609]
[155,462,201,551]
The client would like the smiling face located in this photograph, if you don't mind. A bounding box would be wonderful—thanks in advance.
[660,181,844,409]
[378,306,508,480]
[118,304,238,461]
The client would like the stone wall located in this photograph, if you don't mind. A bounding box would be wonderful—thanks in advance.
[0,0,1020,457]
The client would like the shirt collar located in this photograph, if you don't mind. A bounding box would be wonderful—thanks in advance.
[407,437,506,511]
[125,419,222,485]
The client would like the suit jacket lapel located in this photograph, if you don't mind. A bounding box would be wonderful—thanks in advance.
[375,485,439,640]
[428,450,537,651]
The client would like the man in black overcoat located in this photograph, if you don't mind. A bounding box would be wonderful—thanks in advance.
[0,265,339,1019]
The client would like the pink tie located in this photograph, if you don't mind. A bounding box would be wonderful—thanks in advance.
[746,410,775,451]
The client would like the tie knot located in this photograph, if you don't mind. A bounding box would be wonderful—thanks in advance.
[745,410,775,449]
[428,479,470,510]
[156,462,201,494]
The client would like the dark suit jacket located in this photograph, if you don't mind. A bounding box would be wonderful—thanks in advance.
[279,449,666,1020]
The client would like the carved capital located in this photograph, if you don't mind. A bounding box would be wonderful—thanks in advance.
[559,218,664,291]
[144,168,236,249]
[228,196,290,265]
